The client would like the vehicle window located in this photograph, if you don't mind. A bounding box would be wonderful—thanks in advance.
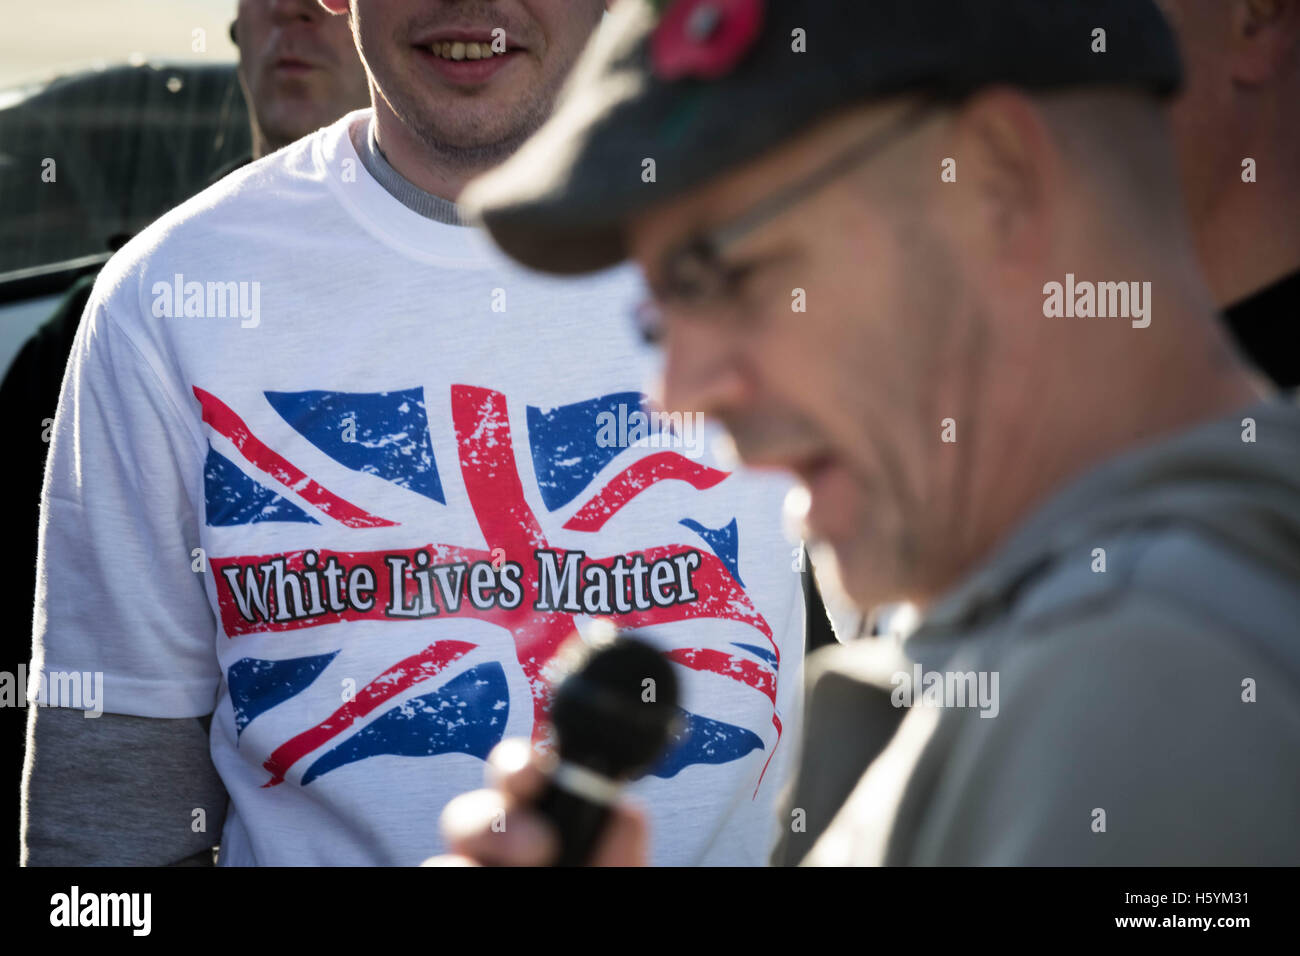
[0,1,248,276]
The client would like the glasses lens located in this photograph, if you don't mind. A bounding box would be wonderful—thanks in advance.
[667,236,729,303]
[633,299,664,345]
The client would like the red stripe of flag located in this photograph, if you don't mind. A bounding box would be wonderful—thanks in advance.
[563,451,730,532]
[193,386,397,528]
[262,640,475,786]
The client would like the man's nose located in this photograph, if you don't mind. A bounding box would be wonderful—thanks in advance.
[270,0,321,25]
[656,320,750,423]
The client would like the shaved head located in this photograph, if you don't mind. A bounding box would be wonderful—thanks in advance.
[1158,0,1300,303]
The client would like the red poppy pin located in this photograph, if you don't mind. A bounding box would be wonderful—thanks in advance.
[650,0,765,81]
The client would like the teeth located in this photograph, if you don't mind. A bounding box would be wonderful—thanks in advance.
[429,41,497,60]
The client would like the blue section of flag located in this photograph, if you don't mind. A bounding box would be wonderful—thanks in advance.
[301,663,508,785]
[265,388,445,504]
[528,391,668,511]
[204,445,319,526]
[647,708,764,778]
[229,651,339,735]
[731,643,778,665]
[679,517,743,585]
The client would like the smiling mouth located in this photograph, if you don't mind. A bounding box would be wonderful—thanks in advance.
[425,40,508,60]
[797,459,840,506]
[772,449,834,484]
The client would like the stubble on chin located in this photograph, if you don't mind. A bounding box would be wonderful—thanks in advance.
[384,48,568,170]
[405,102,549,169]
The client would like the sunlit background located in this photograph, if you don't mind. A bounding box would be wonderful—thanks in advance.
[0,0,246,367]
[0,0,237,91]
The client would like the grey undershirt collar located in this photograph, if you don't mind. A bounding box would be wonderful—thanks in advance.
[356,114,465,226]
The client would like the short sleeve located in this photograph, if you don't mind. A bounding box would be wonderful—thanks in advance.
[29,280,219,717]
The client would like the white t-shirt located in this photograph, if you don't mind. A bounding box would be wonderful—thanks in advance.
[31,110,805,866]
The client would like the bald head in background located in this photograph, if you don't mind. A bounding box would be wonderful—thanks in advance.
[1159,0,1300,386]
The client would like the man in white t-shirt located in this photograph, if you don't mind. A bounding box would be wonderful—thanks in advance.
[20,0,809,866]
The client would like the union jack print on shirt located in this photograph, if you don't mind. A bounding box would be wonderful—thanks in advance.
[194,383,784,794]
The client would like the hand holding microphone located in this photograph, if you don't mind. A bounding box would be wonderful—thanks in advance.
[432,627,679,866]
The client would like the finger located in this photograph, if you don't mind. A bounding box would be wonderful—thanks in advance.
[589,798,650,867]
[485,737,552,802]
[419,854,480,867]
[441,787,559,866]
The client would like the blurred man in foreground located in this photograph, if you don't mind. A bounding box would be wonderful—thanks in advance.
[1160,0,1300,388]
[442,0,1300,864]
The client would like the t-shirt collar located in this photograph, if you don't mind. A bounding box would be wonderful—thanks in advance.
[316,109,498,266]
[355,112,465,227]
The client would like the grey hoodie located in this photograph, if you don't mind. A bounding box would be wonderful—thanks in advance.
[777,398,1300,865]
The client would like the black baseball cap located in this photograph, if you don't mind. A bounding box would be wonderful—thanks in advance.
[461,0,1182,276]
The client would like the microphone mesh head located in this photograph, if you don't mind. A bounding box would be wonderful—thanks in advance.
[548,630,681,778]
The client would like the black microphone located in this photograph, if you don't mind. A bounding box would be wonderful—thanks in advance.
[532,628,682,866]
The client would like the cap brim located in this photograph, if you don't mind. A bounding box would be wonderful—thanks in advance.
[461,0,1183,276]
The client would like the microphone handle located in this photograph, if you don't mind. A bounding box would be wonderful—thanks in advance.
[533,778,613,866]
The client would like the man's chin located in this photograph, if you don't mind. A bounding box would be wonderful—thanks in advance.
[392,84,537,144]
[808,536,903,621]
[261,98,349,138]
[807,539,867,614]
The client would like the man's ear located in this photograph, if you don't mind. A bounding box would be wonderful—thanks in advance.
[945,88,1056,273]
[318,0,349,15]
[1230,0,1300,84]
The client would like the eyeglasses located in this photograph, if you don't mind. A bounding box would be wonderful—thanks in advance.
[634,98,941,345]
